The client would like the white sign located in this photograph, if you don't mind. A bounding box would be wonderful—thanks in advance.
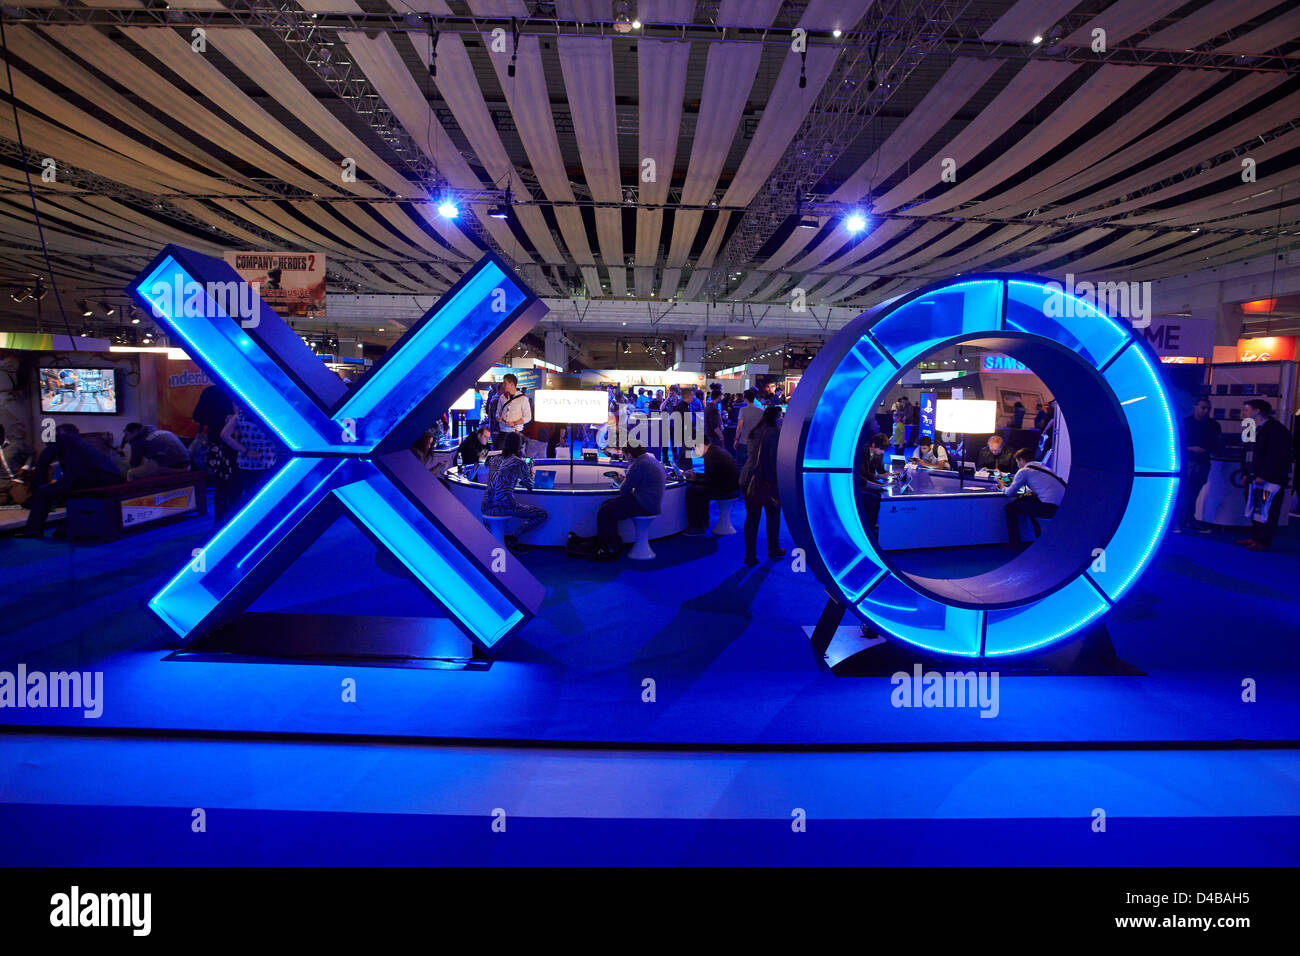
[936,399,996,433]
[1139,317,1215,360]
[450,388,478,412]
[533,389,609,424]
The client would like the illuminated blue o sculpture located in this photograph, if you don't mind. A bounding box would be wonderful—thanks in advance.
[129,245,548,655]
[778,275,1179,658]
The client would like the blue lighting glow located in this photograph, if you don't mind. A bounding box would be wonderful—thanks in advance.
[789,275,1179,658]
[437,199,460,219]
[845,211,868,233]
[133,245,544,651]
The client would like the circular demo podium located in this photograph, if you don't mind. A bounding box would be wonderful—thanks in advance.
[443,457,688,548]
[778,275,1179,659]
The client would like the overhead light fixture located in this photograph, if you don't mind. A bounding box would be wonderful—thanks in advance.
[102,301,116,316]
[488,202,510,220]
[1032,35,1043,44]
[832,28,842,38]
[79,299,93,317]
[845,211,868,234]
[798,215,819,229]
[437,199,459,219]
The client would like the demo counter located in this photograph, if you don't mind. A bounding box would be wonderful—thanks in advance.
[876,469,1022,551]
[443,458,688,547]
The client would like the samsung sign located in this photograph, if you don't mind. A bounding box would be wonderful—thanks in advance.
[983,354,1028,372]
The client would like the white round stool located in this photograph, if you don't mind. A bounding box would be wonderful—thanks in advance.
[483,513,514,542]
[627,514,657,560]
[712,496,739,535]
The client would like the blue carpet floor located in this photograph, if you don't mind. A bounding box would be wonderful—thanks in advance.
[0,500,1297,745]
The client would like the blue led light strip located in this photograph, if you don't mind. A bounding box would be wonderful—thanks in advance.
[131,245,547,653]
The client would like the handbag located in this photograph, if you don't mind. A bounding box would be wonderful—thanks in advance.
[205,440,235,482]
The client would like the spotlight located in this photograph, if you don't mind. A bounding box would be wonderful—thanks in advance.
[832,28,842,38]
[101,301,116,316]
[488,203,510,220]
[1032,35,1043,44]
[845,211,868,233]
[798,215,819,229]
[437,198,459,219]
[79,299,93,317]
[78,326,91,338]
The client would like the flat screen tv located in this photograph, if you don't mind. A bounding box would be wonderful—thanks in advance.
[38,367,119,414]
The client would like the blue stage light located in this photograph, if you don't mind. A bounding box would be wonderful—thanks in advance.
[845,211,868,234]
[779,275,1179,658]
[130,245,548,654]
[437,199,460,219]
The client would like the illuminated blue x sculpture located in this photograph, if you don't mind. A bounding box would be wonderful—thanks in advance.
[129,245,547,653]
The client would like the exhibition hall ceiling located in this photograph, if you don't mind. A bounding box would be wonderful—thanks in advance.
[0,0,1297,326]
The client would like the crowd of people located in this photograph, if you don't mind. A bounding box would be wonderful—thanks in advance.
[7,367,1295,567]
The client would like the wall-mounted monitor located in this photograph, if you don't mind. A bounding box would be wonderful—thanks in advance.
[38,367,119,414]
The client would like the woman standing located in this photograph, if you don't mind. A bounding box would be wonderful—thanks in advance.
[221,404,278,508]
[738,405,786,567]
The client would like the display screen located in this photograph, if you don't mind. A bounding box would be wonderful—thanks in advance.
[39,368,118,414]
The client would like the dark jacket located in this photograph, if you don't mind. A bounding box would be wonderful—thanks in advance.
[1182,414,1221,466]
[457,432,487,467]
[977,446,1016,472]
[34,433,122,489]
[1244,417,1292,487]
[700,443,740,496]
[750,425,780,484]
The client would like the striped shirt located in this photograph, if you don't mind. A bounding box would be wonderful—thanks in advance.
[482,454,533,511]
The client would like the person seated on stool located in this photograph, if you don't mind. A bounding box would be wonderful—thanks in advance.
[684,437,739,535]
[481,432,547,553]
[17,423,123,539]
[976,433,1015,473]
[121,422,189,479]
[1003,448,1066,546]
[916,435,950,470]
[594,439,665,560]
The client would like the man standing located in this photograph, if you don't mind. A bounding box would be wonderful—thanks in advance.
[1236,399,1292,552]
[734,388,763,469]
[1177,397,1220,533]
[1003,448,1066,546]
[704,384,726,448]
[495,373,532,452]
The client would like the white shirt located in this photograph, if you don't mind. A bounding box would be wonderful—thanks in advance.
[1005,462,1066,506]
[919,444,948,467]
[497,391,532,433]
[737,402,764,446]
